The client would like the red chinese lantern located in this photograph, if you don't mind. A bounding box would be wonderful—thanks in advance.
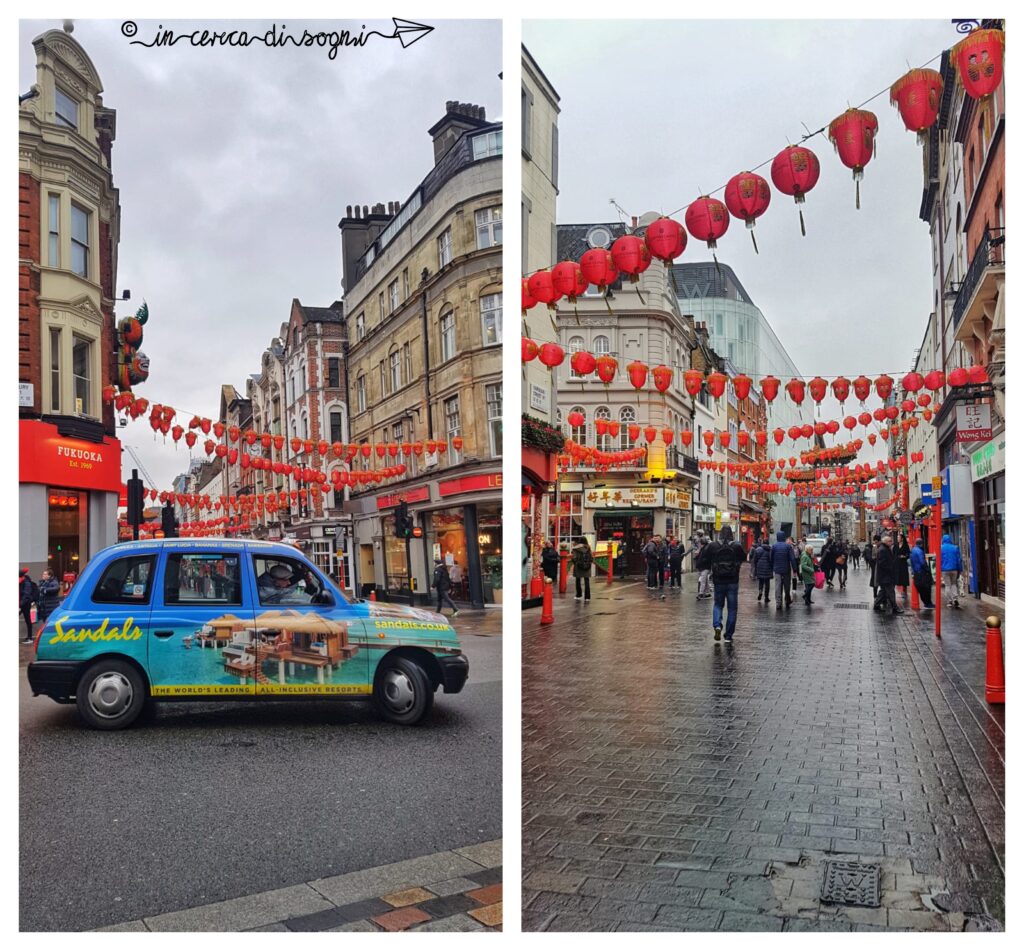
[683,369,703,397]
[685,196,730,252]
[538,342,565,368]
[521,277,537,314]
[452,436,464,451]
[737,430,750,450]
[527,270,561,310]
[662,428,676,446]
[967,364,989,385]
[830,376,851,405]
[626,361,648,390]
[814,422,827,438]
[185,431,197,448]
[522,338,539,363]
[902,371,924,393]
[950,28,1005,102]
[628,424,641,443]
[852,375,872,402]
[873,408,886,422]
[702,431,715,451]
[801,424,813,439]
[948,367,969,387]
[567,411,584,429]
[731,374,752,401]
[890,68,943,141]
[785,378,806,405]
[755,431,768,447]
[412,441,424,456]
[724,172,771,252]
[644,426,657,444]
[875,374,894,400]
[826,420,839,435]
[570,349,597,377]
[808,376,828,404]
[787,426,801,441]
[880,427,890,441]
[901,399,916,414]
[273,434,284,451]
[885,405,900,421]
[827,108,878,209]
[595,418,608,437]
[595,355,618,385]
[867,434,877,447]
[652,365,672,393]
[718,431,731,449]
[917,394,932,407]
[773,428,785,445]
[579,248,618,291]
[706,371,727,399]
[644,216,687,265]
[610,234,652,282]
[551,260,588,302]
[770,144,820,235]
[760,375,781,403]
[843,416,857,431]
[607,421,620,438]
[680,430,693,447]
[924,369,945,391]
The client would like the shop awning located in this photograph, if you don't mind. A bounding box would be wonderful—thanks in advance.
[740,500,765,515]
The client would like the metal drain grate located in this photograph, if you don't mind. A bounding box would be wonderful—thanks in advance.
[821,860,881,907]
[834,603,873,610]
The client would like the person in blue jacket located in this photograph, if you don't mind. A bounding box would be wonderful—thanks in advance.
[770,531,798,610]
[909,538,934,609]
[940,534,964,608]
[751,540,774,603]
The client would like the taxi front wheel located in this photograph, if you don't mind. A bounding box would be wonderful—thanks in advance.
[373,656,433,725]
[76,659,147,730]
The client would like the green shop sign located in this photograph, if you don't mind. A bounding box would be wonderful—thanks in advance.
[970,435,1005,482]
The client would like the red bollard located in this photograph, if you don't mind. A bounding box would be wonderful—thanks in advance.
[985,615,1005,704]
[530,572,543,598]
[559,550,569,596]
[369,589,377,602]
[540,577,554,625]
[607,545,615,586]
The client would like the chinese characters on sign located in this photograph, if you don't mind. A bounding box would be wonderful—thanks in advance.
[955,403,993,442]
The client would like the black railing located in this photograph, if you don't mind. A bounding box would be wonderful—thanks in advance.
[953,227,1005,329]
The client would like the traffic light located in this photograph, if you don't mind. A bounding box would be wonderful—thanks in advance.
[126,474,145,526]
[394,500,413,539]
[161,503,178,538]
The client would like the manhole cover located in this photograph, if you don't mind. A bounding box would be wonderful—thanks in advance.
[821,861,880,907]
[834,603,873,610]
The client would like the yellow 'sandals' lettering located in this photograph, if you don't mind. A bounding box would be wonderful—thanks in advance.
[373,620,449,631]
[48,615,144,645]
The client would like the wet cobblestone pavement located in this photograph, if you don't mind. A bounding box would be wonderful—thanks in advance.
[522,570,1005,932]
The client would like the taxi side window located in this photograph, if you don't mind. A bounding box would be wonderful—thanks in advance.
[164,553,243,606]
[253,556,333,607]
[93,555,156,604]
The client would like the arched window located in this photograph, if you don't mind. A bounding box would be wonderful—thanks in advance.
[567,335,585,378]
[594,335,610,356]
[567,405,586,443]
[619,405,637,451]
[594,405,611,450]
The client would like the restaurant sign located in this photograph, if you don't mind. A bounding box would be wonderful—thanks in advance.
[955,403,993,442]
[970,435,1005,482]
[665,487,692,511]
[375,485,430,509]
[19,420,121,493]
[584,486,663,508]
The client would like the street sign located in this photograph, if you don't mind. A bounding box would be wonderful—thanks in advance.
[19,382,33,407]
[931,476,942,492]
[955,403,993,442]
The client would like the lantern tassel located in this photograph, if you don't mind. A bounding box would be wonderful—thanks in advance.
[750,229,759,255]
[798,208,806,237]
[634,285,646,306]
[855,179,861,211]
[603,291,614,315]
[574,302,581,326]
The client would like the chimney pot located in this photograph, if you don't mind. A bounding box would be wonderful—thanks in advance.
[631,216,638,228]
[363,205,369,217]
[346,205,352,217]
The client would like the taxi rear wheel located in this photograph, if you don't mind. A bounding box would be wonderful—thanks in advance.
[373,655,433,725]
[76,659,147,730]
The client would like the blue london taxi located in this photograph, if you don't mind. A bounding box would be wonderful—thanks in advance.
[27,539,469,729]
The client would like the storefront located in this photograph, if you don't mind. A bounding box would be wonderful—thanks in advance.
[522,444,558,604]
[971,433,1005,601]
[739,499,767,550]
[584,485,689,577]
[19,419,121,579]
[692,501,716,537]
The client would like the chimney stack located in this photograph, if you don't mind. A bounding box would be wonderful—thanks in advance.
[429,100,490,166]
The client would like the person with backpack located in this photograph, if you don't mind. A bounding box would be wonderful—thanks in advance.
[751,539,773,603]
[19,568,37,643]
[940,533,965,608]
[668,537,685,589]
[432,559,459,617]
[571,538,594,602]
[909,538,934,609]
[770,532,798,610]
[695,525,746,642]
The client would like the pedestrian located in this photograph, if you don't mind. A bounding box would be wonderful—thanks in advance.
[821,538,836,588]
[657,535,668,590]
[19,568,37,643]
[642,535,660,589]
[850,543,861,571]
[752,538,773,603]
[872,534,902,614]
[910,538,934,609]
[834,541,848,590]
[432,559,459,617]
[788,536,800,595]
[896,532,912,599]
[695,525,747,642]
[693,532,712,599]
[668,537,684,589]
[36,568,62,628]
[865,534,881,600]
[540,540,560,584]
[571,537,594,602]
[800,545,817,605]
[940,533,965,608]
[771,531,798,610]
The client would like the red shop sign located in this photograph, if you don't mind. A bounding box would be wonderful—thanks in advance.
[439,472,503,497]
[376,485,430,510]
[19,420,122,493]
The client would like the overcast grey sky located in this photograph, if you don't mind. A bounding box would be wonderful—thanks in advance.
[20,17,501,491]
[524,19,955,436]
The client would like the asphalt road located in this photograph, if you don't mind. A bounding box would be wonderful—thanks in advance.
[20,628,501,932]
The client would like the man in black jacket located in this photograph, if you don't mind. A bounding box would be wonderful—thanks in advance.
[668,538,685,589]
[540,540,560,584]
[696,526,747,642]
[872,535,902,614]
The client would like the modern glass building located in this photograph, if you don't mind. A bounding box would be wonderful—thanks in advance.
[671,262,810,533]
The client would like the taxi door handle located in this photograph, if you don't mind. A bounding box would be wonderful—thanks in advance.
[153,629,175,638]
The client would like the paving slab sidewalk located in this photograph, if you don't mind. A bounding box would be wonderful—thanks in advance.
[95,841,502,933]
